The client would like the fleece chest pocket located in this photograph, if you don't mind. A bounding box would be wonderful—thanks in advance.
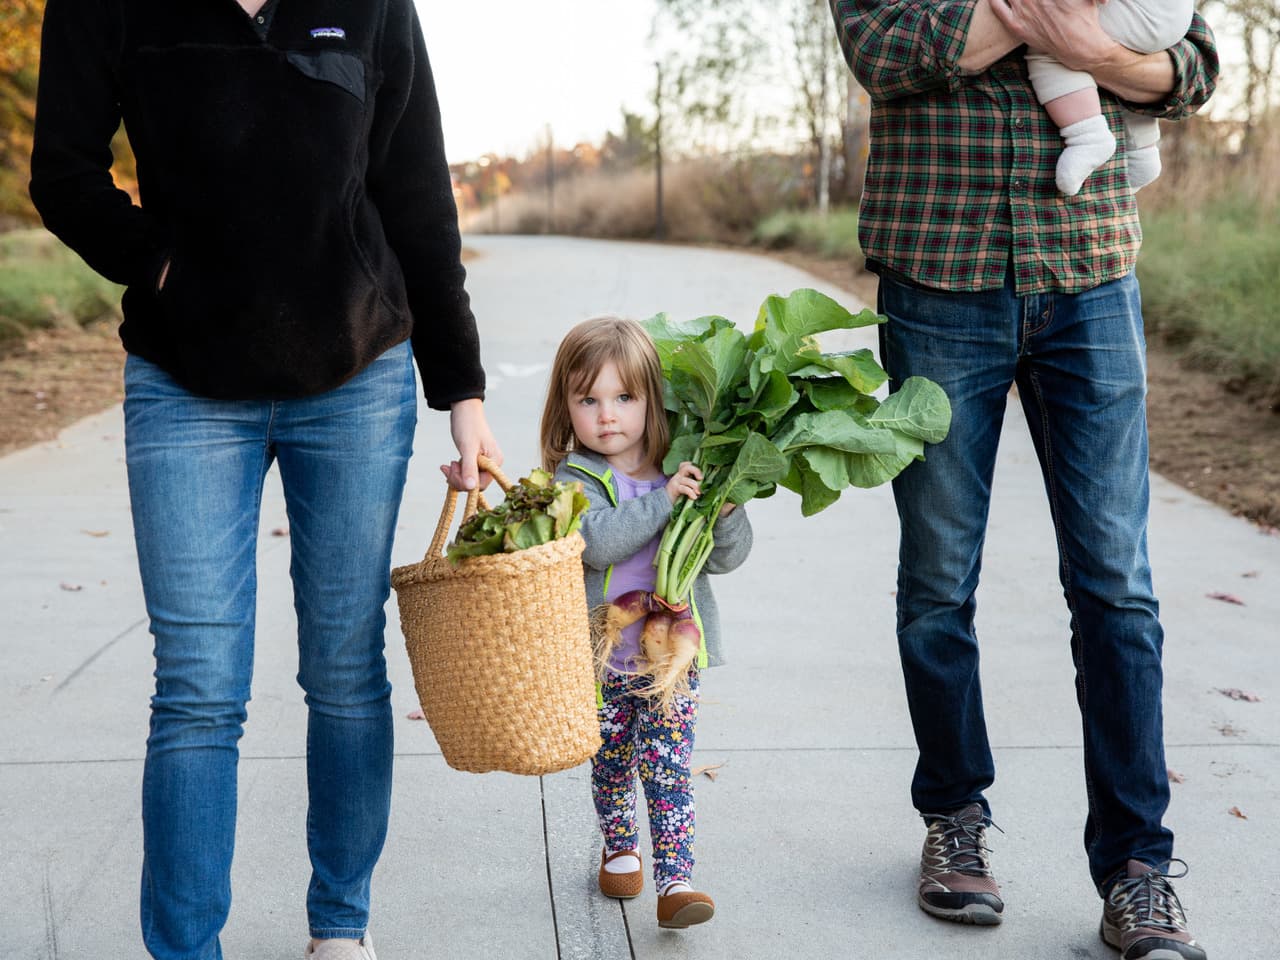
[285,50,366,103]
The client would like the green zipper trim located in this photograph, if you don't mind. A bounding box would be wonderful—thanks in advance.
[568,461,618,599]
[690,594,709,668]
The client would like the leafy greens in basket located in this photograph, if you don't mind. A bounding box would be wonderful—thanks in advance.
[447,469,589,564]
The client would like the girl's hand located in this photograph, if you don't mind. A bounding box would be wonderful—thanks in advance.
[666,461,702,504]
[718,501,737,517]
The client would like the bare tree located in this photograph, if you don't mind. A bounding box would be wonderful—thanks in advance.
[651,0,848,207]
[1203,0,1280,148]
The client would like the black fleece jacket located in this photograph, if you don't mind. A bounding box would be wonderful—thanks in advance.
[29,0,484,406]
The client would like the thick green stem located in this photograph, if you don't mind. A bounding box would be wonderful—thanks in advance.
[673,529,717,602]
[661,511,705,602]
[654,496,692,592]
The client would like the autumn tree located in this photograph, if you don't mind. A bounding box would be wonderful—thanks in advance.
[1,0,137,228]
[0,0,43,224]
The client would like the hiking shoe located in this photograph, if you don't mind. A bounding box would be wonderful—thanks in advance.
[1101,859,1206,960]
[917,802,1004,925]
[304,932,376,960]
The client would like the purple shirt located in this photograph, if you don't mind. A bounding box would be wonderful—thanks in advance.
[605,470,667,672]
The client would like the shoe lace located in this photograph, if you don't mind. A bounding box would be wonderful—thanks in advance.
[1109,859,1191,934]
[923,812,1002,876]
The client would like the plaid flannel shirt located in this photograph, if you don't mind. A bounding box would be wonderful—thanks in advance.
[830,1,1218,295]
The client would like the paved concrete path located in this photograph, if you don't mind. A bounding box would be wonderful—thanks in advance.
[2,235,1276,959]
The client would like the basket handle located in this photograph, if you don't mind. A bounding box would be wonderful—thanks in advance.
[423,454,512,561]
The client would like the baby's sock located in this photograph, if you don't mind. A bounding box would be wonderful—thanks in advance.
[660,881,693,896]
[603,849,641,874]
[1126,143,1162,193]
[1056,115,1116,196]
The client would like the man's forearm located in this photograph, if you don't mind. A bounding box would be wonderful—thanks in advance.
[1089,47,1176,105]
[958,0,1022,72]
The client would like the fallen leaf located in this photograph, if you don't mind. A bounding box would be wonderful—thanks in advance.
[1216,688,1262,703]
[80,529,110,538]
[271,526,289,537]
[406,708,425,721]
[1214,722,1243,737]
[1206,592,1246,606]
[1167,768,1186,783]
[40,674,54,682]
[59,582,83,592]
[1228,806,1248,820]
[1241,570,1259,579]
[691,762,725,781]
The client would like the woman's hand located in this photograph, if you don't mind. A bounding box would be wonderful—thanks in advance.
[440,398,502,491]
[666,461,702,505]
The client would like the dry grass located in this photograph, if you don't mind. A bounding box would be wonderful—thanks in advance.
[463,155,806,244]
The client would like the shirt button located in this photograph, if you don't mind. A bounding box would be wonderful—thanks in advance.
[256,15,265,23]
[1012,178,1027,193]
[1013,117,1025,130]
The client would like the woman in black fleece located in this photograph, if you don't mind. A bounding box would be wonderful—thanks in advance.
[29,1,500,958]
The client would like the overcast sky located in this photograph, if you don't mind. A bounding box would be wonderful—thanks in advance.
[416,1,661,164]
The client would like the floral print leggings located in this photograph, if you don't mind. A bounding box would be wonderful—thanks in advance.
[592,668,700,888]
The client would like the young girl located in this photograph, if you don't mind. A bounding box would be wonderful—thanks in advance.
[540,316,753,929]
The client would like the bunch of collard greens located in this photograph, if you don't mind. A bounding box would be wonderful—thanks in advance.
[643,288,951,604]
[446,469,590,564]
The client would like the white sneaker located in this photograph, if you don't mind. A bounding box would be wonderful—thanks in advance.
[304,931,376,960]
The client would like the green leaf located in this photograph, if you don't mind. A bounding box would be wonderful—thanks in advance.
[668,325,749,424]
[747,368,798,432]
[753,289,886,379]
[446,528,504,563]
[787,452,845,517]
[845,431,926,489]
[662,432,702,474]
[643,312,733,372]
[771,409,897,456]
[719,432,787,504]
[505,512,555,551]
[799,377,867,412]
[788,348,887,394]
[868,376,953,444]
[546,484,580,537]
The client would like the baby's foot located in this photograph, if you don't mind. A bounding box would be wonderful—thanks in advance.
[1056,115,1116,196]
[1126,143,1162,193]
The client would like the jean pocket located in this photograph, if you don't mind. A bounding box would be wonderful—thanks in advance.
[285,50,366,102]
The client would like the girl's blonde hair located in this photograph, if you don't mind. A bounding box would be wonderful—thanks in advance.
[540,316,670,475]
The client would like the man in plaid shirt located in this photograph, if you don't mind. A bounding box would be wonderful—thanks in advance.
[829,2,1218,958]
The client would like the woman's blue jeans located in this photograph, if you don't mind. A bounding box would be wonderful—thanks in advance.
[877,268,1173,890]
[124,342,417,959]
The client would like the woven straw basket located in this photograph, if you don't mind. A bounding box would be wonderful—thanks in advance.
[391,456,602,775]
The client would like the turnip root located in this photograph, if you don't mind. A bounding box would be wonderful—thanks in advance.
[591,589,702,715]
[635,603,701,715]
[590,588,664,677]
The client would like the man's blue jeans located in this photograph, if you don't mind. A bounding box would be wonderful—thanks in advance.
[877,267,1173,890]
[124,342,417,959]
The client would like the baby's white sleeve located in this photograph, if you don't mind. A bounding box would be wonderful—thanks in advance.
[1098,0,1195,55]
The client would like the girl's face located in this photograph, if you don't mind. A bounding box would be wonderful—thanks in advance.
[568,361,649,469]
